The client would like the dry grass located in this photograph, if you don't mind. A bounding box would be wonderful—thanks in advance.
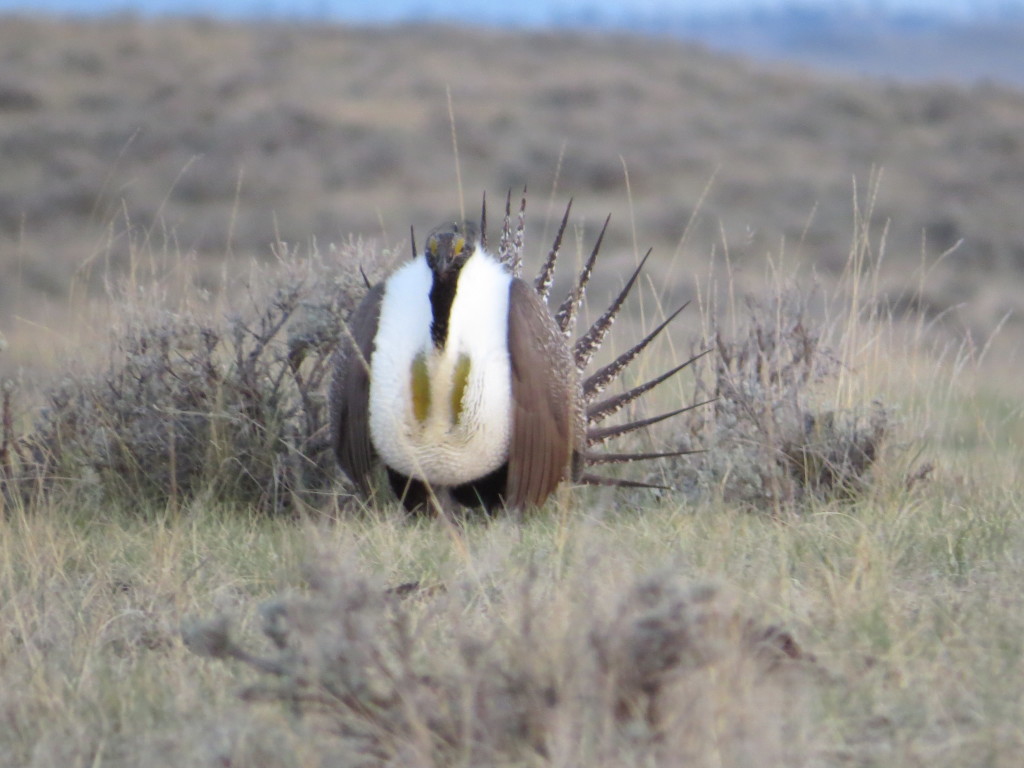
[1,194,1022,765]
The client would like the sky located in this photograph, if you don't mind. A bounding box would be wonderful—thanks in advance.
[0,0,1021,22]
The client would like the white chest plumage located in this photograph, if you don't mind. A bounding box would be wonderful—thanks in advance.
[368,250,513,485]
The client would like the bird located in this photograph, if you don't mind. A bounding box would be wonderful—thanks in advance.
[330,192,707,514]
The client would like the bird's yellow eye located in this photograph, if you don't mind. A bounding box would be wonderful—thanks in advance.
[452,237,464,256]
[427,236,438,257]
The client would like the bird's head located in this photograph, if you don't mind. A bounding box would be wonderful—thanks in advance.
[424,221,478,280]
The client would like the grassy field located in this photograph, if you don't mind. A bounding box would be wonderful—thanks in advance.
[2,213,1022,765]
[1,14,1023,768]
[4,475,1022,766]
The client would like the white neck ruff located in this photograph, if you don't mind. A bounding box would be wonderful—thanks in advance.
[368,250,513,485]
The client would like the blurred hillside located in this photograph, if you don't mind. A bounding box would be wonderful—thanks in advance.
[1,15,1023,374]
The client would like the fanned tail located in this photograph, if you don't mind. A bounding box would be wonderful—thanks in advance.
[493,190,712,495]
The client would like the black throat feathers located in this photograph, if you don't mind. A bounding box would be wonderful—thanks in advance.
[429,271,459,348]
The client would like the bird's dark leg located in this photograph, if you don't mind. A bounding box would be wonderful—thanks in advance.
[387,468,437,516]
[386,468,462,517]
[451,463,509,514]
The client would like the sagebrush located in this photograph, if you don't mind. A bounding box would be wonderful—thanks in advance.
[1,239,388,513]
[672,288,888,509]
[184,557,820,766]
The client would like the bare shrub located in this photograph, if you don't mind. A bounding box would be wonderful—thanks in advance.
[1,378,19,496]
[781,405,888,498]
[183,561,819,766]
[5,239,387,513]
[674,289,888,509]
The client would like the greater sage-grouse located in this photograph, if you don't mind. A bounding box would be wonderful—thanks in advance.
[330,194,705,513]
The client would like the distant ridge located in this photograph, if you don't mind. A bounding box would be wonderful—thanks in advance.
[1,13,1024,373]
[1,1,1023,85]
[668,10,1024,87]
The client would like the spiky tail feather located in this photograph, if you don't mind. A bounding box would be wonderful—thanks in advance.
[479,190,709,486]
[535,199,572,301]
[586,350,711,426]
[494,188,528,278]
[574,248,652,372]
[582,448,702,465]
[577,473,672,491]
[554,214,610,337]
[586,398,715,446]
[582,303,691,400]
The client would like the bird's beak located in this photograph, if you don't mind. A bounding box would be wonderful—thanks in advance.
[434,247,456,277]
[435,234,469,277]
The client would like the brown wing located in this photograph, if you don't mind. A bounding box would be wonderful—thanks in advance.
[505,278,582,510]
[330,283,385,496]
